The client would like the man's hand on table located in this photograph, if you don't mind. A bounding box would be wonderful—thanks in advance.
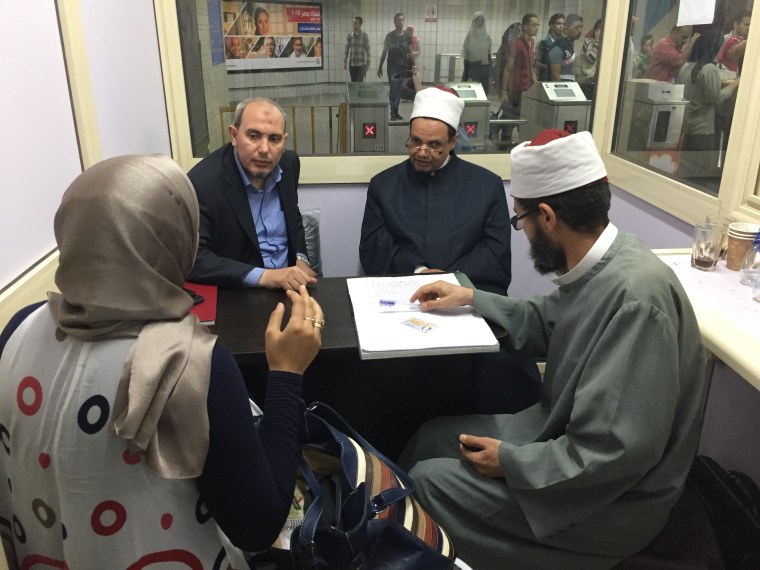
[409,280,474,311]
[259,264,318,291]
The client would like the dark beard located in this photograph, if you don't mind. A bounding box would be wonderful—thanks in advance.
[529,226,568,275]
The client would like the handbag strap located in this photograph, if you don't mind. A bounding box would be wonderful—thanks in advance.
[306,402,415,512]
[294,487,368,568]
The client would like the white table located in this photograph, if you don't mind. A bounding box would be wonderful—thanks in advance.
[657,250,760,391]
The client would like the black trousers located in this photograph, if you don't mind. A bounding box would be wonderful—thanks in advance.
[349,65,365,82]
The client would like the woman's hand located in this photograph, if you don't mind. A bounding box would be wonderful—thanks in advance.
[265,285,323,374]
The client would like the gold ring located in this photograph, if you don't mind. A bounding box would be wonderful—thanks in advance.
[304,317,326,329]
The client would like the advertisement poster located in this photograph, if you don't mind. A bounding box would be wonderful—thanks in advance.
[221,1,323,72]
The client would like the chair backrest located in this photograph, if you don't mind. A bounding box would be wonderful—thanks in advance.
[302,208,323,277]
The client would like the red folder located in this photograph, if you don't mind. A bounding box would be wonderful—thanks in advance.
[183,281,218,326]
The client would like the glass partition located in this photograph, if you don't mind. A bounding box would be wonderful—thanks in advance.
[612,0,752,196]
[176,0,606,158]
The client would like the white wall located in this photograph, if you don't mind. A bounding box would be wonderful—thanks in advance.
[0,3,81,290]
[80,0,171,157]
[0,2,171,293]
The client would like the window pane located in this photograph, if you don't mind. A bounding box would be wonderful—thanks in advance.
[613,0,752,196]
[177,0,606,158]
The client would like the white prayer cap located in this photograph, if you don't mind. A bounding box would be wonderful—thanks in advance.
[510,129,607,199]
[410,86,465,130]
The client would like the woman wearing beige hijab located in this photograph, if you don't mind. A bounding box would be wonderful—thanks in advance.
[0,155,322,568]
[461,12,493,94]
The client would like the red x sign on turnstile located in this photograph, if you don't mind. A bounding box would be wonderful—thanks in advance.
[465,122,477,136]
[363,123,376,138]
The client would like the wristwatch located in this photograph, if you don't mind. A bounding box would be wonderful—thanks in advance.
[296,254,311,266]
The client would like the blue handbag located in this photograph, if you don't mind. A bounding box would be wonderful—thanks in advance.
[290,402,456,570]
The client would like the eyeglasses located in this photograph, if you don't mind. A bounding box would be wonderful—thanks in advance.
[405,137,450,156]
[510,208,539,230]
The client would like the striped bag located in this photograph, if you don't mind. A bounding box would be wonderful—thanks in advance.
[290,402,456,569]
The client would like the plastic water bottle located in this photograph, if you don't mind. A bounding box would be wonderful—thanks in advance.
[738,231,760,286]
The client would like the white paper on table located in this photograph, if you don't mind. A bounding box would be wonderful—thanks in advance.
[677,0,716,26]
[347,274,499,357]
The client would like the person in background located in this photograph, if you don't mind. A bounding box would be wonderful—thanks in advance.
[290,36,304,58]
[262,36,276,58]
[498,13,538,145]
[225,36,244,59]
[0,154,324,569]
[187,98,316,291]
[717,10,750,75]
[494,22,522,96]
[254,6,270,35]
[406,23,421,61]
[344,16,371,82]
[715,12,749,153]
[461,12,493,94]
[391,23,422,102]
[648,25,700,82]
[633,34,654,79]
[377,12,412,121]
[576,18,603,99]
[402,129,706,569]
[243,36,256,55]
[535,13,565,79]
[678,30,741,154]
[544,13,583,82]
[624,16,639,79]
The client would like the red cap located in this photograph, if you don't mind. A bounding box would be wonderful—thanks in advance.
[434,85,460,98]
[527,129,571,147]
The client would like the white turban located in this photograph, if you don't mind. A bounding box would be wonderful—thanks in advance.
[510,130,607,199]
[410,86,465,130]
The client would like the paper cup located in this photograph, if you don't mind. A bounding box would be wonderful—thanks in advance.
[726,232,755,270]
[728,222,760,235]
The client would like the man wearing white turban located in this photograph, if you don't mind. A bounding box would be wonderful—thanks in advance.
[360,86,541,415]
[402,129,707,569]
[360,86,512,295]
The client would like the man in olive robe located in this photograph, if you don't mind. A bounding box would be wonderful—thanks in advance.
[403,129,707,569]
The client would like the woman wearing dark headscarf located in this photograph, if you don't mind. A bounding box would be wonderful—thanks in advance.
[677,29,740,153]
[0,155,322,568]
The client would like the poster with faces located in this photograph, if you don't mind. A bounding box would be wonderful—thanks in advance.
[222,1,323,71]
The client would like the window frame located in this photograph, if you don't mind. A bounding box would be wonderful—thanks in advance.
[154,0,518,181]
[155,0,760,225]
[594,1,760,225]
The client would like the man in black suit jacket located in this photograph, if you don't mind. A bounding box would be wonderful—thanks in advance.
[187,98,317,291]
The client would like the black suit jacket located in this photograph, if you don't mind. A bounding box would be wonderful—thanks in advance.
[187,144,306,289]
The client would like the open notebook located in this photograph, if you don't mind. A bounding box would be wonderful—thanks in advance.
[346,273,499,360]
